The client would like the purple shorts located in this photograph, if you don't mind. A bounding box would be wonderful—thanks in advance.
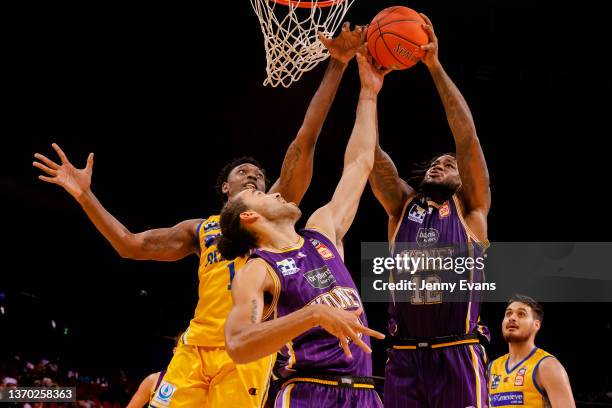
[384,344,488,408]
[274,381,383,408]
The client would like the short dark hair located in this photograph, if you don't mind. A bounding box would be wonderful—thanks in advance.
[217,197,259,260]
[507,294,544,322]
[215,157,269,202]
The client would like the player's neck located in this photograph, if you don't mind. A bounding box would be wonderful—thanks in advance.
[508,340,536,364]
[257,220,300,251]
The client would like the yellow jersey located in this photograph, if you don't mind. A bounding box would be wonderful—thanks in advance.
[488,347,554,407]
[183,215,247,347]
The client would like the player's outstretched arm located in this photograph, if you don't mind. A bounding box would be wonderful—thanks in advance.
[33,143,200,261]
[268,23,366,205]
[369,143,415,235]
[420,14,491,231]
[536,358,576,408]
[224,259,384,364]
[307,47,389,247]
[126,372,158,408]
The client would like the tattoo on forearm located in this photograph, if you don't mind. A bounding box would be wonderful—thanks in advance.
[250,299,259,324]
[280,143,302,188]
[370,149,403,206]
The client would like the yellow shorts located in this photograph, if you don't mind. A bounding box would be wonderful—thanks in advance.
[149,339,274,408]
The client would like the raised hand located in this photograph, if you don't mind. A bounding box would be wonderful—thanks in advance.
[33,143,94,201]
[356,44,391,95]
[318,22,367,64]
[419,13,439,68]
[312,305,385,359]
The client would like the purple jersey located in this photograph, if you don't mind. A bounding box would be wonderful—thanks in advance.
[389,195,489,339]
[250,229,372,378]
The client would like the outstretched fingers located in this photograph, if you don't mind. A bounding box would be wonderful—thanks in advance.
[51,143,70,164]
[38,175,58,184]
[33,161,57,176]
[33,153,59,169]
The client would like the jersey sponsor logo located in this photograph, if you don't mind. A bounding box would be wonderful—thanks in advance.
[276,258,300,276]
[416,228,440,247]
[490,391,524,406]
[514,368,527,386]
[408,203,427,224]
[309,238,335,260]
[297,251,307,258]
[151,381,176,407]
[491,374,501,390]
[439,201,451,219]
[303,266,337,289]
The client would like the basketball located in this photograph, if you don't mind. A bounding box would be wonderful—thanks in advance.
[366,6,429,70]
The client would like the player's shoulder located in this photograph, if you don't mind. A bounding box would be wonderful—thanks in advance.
[490,353,509,368]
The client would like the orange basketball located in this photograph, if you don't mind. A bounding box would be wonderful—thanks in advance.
[366,6,429,70]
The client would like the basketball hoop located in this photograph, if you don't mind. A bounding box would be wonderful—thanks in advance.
[250,0,356,87]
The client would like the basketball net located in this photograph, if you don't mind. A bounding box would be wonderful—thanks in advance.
[250,0,356,88]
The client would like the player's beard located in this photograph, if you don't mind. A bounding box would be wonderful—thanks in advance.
[419,179,457,199]
[502,330,531,343]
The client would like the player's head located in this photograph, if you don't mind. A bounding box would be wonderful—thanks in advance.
[216,157,269,202]
[419,153,460,198]
[502,294,544,344]
[217,189,301,259]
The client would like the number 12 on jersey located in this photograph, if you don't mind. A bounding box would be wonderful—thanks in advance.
[410,275,442,304]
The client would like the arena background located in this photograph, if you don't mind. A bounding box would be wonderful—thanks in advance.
[1,0,611,405]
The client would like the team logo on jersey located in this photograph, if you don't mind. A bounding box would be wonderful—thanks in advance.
[310,238,335,260]
[439,201,451,219]
[276,258,300,276]
[408,204,427,224]
[491,374,501,390]
[152,381,176,407]
[416,228,440,247]
[514,368,527,386]
[304,266,337,289]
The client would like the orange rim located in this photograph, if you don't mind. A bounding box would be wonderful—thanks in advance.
[269,0,342,8]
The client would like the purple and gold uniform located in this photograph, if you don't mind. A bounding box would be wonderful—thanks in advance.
[250,228,383,408]
[385,195,490,408]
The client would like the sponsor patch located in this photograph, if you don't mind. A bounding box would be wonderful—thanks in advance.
[276,258,300,276]
[151,381,176,407]
[297,251,307,259]
[310,238,335,260]
[408,203,427,224]
[416,228,440,247]
[490,391,524,406]
[491,374,501,390]
[304,266,337,289]
[439,201,451,219]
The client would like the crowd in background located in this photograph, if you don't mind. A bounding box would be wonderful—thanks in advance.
[0,354,135,408]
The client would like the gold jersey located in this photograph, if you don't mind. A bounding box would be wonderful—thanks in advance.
[183,215,247,347]
[489,347,554,407]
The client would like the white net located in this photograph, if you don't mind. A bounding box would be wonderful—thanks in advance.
[250,0,356,88]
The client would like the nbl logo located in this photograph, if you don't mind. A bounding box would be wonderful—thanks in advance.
[276,258,300,276]
[152,381,176,407]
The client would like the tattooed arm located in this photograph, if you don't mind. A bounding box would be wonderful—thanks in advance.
[369,142,415,237]
[268,24,366,205]
[224,259,383,364]
[421,14,490,239]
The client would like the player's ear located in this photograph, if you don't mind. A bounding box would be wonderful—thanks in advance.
[240,211,258,224]
[222,181,230,194]
[534,319,541,331]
